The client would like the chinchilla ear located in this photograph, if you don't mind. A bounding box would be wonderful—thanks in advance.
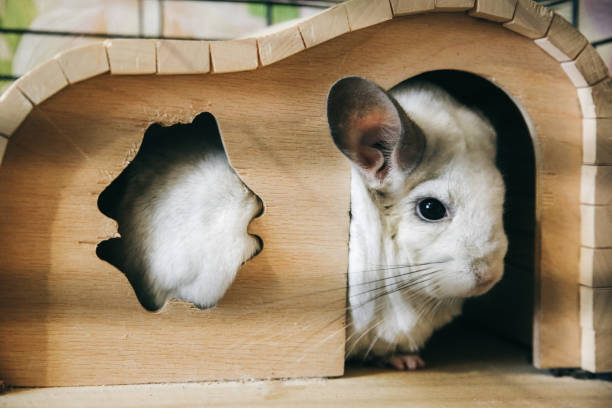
[326,76,425,181]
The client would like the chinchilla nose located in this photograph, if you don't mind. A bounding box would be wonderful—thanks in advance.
[469,256,504,295]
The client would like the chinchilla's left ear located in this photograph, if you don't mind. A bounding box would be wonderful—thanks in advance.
[326,76,425,181]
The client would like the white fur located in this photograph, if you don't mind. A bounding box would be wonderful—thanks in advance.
[345,81,508,359]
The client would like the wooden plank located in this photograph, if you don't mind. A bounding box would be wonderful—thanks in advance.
[15,59,68,105]
[106,39,157,75]
[156,40,210,75]
[0,84,33,136]
[258,26,305,66]
[434,0,475,11]
[580,286,612,331]
[55,43,109,84]
[581,165,612,205]
[581,247,612,287]
[583,119,612,165]
[298,4,350,48]
[581,204,612,247]
[582,328,612,372]
[210,39,258,74]
[578,77,612,119]
[345,0,393,31]
[561,45,610,88]
[469,0,517,23]
[503,0,553,39]
[535,14,588,62]
[390,0,435,16]
[0,135,7,166]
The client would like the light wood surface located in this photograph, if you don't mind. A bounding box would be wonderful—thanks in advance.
[55,43,110,84]
[578,77,612,118]
[257,26,305,66]
[583,118,612,165]
[156,40,209,74]
[391,0,435,15]
[469,0,517,22]
[582,328,612,372]
[581,247,612,287]
[105,39,157,75]
[210,39,258,73]
[580,286,612,331]
[298,4,350,48]
[345,0,393,31]
[535,14,588,62]
[15,59,68,104]
[581,165,612,205]
[503,0,553,39]
[434,0,475,12]
[562,45,610,88]
[581,204,612,247]
[0,84,32,136]
[2,325,612,408]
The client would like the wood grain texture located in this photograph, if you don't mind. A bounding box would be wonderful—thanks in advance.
[503,0,553,39]
[0,13,587,383]
[580,286,612,331]
[581,165,612,205]
[434,0,475,11]
[257,26,305,66]
[4,326,612,408]
[581,204,612,247]
[156,40,209,74]
[298,4,350,48]
[55,43,109,84]
[581,247,612,287]
[345,0,393,31]
[0,84,33,136]
[15,59,68,105]
[469,0,517,22]
[0,136,6,166]
[582,328,612,372]
[562,45,610,88]
[583,119,612,165]
[578,77,612,119]
[106,39,156,75]
[390,0,435,15]
[210,39,258,73]
[535,14,588,63]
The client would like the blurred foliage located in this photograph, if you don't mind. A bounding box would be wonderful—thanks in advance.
[247,4,299,24]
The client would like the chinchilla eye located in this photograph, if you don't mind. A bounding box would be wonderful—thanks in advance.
[416,198,447,222]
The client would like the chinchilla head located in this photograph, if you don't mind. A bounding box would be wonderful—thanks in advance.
[327,76,508,299]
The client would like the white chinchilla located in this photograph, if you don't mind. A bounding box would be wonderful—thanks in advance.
[326,77,508,370]
[97,112,262,311]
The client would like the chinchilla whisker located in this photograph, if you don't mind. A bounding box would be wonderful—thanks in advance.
[345,315,389,358]
[348,269,440,299]
[368,259,452,270]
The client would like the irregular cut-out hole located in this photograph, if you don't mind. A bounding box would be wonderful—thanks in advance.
[97,112,264,312]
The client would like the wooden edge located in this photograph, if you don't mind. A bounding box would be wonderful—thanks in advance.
[583,118,612,165]
[534,14,588,62]
[0,83,33,137]
[0,135,7,167]
[390,0,435,16]
[580,286,612,331]
[581,165,612,205]
[468,0,517,23]
[105,39,157,75]
[580,247,612,287]
[581,204,612,247]
[15,59,69,105]
[578,77,612,119]
[434,0,475,12]
[156,40,210,75]
[345,0,393,31]
[561,45,610,88]
[503,0,553,39]
[257,26,305,66]
[210,39,259,74]
[582,328,612,372]
[55,42,110,84]
[298,4,350,48]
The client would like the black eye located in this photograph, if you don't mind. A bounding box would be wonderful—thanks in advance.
[417,198,447,222]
